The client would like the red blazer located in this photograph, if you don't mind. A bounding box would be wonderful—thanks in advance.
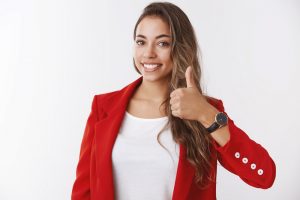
[71,76,276,200]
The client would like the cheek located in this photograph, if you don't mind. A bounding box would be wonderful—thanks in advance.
[161,52,172,64]
[133,53,141,68]
[133,48,142,60]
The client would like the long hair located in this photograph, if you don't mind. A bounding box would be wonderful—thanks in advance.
[132,2,215,187]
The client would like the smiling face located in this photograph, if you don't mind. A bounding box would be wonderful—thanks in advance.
[133,16,173,83]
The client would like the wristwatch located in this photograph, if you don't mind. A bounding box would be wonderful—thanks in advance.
[206,112,228,133]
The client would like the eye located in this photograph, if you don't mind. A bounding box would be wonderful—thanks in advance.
[135,40,144,46]
[158,41,170,47]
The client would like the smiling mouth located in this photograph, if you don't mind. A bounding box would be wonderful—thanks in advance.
[142,63,162,72]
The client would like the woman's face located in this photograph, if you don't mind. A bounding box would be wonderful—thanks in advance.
[133,16,173,83]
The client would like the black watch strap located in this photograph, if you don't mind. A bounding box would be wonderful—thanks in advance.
[206,122,221,133]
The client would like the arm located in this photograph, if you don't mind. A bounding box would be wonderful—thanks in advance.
[71,95,99,200]
[201,99,276,189]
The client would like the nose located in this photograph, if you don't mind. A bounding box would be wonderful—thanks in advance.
[143,44,157,58]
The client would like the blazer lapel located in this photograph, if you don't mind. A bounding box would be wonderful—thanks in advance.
[94,76,195,200]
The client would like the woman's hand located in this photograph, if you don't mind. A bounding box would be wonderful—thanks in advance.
[169,66,218,127]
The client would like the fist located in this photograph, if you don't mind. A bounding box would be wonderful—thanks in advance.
[170,66,218,125]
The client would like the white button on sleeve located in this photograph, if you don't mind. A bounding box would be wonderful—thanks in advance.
[242,157,248,164]
[235,152,240,158]
[258,169,264,175]
[251,163,256,170]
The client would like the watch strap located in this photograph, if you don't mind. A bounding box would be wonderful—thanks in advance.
[206,122,221,133]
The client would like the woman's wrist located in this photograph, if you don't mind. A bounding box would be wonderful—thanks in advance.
[197,107,219,128]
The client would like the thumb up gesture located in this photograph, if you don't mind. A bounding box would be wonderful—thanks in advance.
[169,66,218,127]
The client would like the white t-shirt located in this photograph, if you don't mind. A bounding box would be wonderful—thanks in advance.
[112,111,180,200]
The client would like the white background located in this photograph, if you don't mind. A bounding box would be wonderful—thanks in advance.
[0,0,299,199]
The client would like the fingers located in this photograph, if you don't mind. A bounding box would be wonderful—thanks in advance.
[170,102,179,111]
[171,109,182,119]
[170,95,179,104]
[170,91,176,98]
[170,88,182,98]
[170,97,182,119]
[170,89,183,119]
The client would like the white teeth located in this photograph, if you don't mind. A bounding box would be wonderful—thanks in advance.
[143,64,161,69]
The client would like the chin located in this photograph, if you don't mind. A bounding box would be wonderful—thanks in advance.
[142,73,171,83]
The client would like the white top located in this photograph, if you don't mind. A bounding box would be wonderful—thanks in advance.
[112,111,180,200]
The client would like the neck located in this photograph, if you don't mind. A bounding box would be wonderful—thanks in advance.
[134,77,170,103]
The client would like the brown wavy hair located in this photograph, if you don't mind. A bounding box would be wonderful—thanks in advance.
[132,2,215,187]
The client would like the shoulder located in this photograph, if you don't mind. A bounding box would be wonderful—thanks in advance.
[95,90,120,102]
[94,77,142,104]
[87,90,122,119]
[92,90,121,110]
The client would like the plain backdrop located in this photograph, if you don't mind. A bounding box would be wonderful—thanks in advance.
[0,0,299,199]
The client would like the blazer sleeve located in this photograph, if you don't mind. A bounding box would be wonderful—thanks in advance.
[212,99,276,189]
[71,95,99,200]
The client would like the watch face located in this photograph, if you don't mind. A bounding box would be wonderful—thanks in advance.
[216,112,228,126]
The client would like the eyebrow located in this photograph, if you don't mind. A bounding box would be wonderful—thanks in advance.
[136,34,171,39]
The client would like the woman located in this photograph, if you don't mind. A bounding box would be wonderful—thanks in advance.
[71,2,276,200]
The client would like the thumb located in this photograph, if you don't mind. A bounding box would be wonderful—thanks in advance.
[185,66,195,88]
